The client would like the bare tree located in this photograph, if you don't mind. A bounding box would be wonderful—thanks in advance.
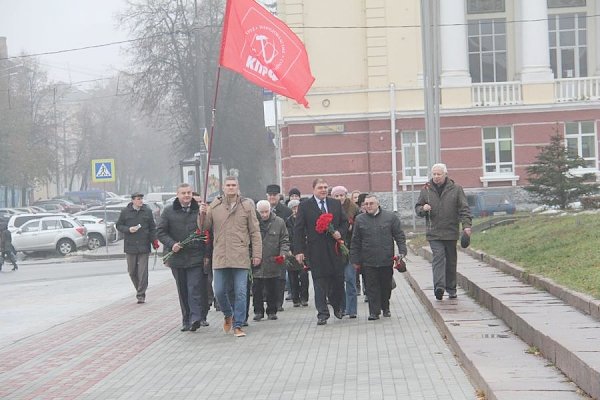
[119,0,276,198]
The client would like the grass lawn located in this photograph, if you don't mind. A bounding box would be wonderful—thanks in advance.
[411,212,600,299]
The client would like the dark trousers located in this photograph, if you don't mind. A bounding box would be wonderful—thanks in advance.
[313,274,344,320]
[362,266,393,316]
[0,250,18,269]
[171,266,206,327]
[429,240,458,296]
[288,270,309,303]
[126,253,149,300]
[252,277,279,316]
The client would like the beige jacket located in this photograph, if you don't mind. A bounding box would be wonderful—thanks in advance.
[202,195,262,269]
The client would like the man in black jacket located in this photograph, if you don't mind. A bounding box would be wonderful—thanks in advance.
[266,184,292,311]
[116,192,159,304]
[350,194,406,320]
[158,183,209,332]
[294,178,348,325]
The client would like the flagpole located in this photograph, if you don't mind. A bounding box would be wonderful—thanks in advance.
[198,66,222,227]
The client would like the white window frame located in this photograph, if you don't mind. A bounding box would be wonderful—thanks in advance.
[399,130,428,190]
[467,18,508,83]
[548,12,588,78]
[565,120,598,173]
[480,126,519,187]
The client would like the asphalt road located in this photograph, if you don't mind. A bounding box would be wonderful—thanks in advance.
[0,257,173,349]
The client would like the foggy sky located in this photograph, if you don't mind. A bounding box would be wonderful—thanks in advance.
[0,0,129,84]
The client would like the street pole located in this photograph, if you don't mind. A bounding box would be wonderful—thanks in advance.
[53,87,60,196]
[420,0,441,168]
[274,94,283,189]
[389,83,398,212]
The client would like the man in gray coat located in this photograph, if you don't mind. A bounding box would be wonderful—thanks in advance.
[415,163,472,301]
[252,200,290,321]
[350,194,406,320]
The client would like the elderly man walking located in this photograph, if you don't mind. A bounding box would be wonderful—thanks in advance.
[351,194,406,320]
[200,176,262,337]
[415,163,472,301]
[253,200,290,321]
[116,192,159,304]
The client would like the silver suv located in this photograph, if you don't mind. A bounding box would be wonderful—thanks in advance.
[12,216,88,256]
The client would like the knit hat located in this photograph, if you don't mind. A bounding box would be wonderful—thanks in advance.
[288,199,300,208]
[330,186,348,197]
[288,187,301,197]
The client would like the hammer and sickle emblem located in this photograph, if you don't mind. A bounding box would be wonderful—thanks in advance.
[253,34,278,64]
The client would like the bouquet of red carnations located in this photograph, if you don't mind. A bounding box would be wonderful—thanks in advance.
[315,213,349,257]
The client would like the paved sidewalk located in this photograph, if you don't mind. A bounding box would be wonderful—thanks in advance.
[0,267,476,399]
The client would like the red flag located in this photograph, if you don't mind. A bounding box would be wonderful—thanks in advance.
[219,0,315,107]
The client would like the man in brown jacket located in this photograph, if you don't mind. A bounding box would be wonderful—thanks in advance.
[200,176,262,337]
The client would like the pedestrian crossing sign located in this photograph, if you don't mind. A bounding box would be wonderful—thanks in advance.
[91,159,116,183]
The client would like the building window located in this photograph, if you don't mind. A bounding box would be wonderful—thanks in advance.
[467,0,505,14]
[548,0,586,8]
[482,126,513,174]
[565,121,597,168]
[468,19,507,82]
[402,130,428,178]
[549,13,588,78]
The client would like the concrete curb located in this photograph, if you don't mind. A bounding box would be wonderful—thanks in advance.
[404,246,586,400]
[462,247,600,321]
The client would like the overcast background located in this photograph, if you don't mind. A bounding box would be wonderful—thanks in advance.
[0,0,129,84]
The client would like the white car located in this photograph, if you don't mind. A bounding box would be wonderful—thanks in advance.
[12,216,88,256]
[74,215,118,249]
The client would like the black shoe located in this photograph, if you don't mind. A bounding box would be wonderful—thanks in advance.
[317,318,327,326]
[334,310,343,319]
[242,321,249,327]
[435,288,444,300]
[190,320,201,331]
[382,310,391,318]
[277,306,284,312]
[180,325,190,332]
[267,314,278,320]
[12,265,18,271]
[349,314,357,319]
[368,314,379,321]
[253,314,264,322]
[137,298,145,304]
[285,295,292,301]
[301,300,309,307]
[364,296,369,303]
[448,294,457,299]
[199,320,210,327]
[293,302,301,307]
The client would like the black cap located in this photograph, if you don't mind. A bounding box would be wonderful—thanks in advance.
[288,187,301,197]
[131,192,144,199]
[266,184,281,194]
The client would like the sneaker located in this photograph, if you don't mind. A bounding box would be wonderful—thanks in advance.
[435,288,444,300]
[267,314,278,320]
[233,327,246,337]
[223,316,233,333]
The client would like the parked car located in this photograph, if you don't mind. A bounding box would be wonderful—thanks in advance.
[74,210,124,240]
[145,192,177,203]
[0,207,27,216]
[12,216,88,256]
[34,199,86,214]
[6,213,68,233]
[74,215,118,249]
[86,201,162,224]
[466,192,516,218]
[12,206,46,214]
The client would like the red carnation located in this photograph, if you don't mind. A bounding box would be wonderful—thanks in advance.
[274,255,285,265]
[315,213,334,234]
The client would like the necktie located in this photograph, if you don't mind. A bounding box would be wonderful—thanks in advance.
[319,200,326,213]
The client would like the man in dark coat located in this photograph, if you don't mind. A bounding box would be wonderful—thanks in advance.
[351,194,406,320]
[0,222,18,271]
[116,192,159,303]
[294,178,348,325]
[158,183,209,332]
[266,184,292,311]
[415,163,472,301]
